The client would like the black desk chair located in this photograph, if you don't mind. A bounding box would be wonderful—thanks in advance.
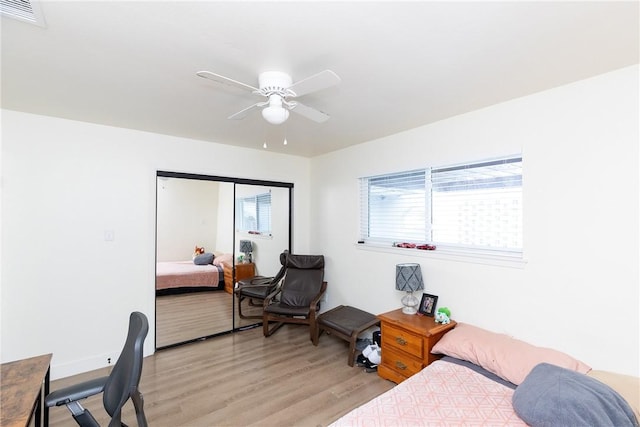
[46,312,149,427]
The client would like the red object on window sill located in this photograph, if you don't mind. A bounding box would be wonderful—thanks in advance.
[416,244,436,251]
[395,242,416,248]
[393,242,436,250]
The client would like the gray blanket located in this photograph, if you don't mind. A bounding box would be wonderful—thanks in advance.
[513,363,638,427]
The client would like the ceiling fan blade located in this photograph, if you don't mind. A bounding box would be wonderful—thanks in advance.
[196,71,259,93]
[290,102,331,123]
[288,70,341,97]
[228,103,264,120]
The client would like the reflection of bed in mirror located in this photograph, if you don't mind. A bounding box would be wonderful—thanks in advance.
[156,253,232,295]
[155,174,292,348]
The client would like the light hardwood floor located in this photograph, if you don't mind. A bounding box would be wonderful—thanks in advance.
[156,290,262,347]
[49,324,394,427]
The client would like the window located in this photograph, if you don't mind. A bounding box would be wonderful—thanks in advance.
[361,170,427,243]
[236,191,272,235]
[360,156,522,255]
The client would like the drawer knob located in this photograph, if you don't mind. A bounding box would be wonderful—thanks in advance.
[395,336,407,346]
[395,361,407,370]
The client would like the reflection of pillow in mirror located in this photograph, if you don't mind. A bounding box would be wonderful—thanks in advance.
[193,253,214,265]
[213,253,232,266]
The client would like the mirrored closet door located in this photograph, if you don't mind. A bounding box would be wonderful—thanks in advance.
[155,176,234,347]
[155,172,292,349]
[233,184,291,328]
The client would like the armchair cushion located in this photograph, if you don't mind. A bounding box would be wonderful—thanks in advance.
[285,254,325,270]
[264,303,318,317]
[279,268,324,307]
[262,253,326,344]
[237,277,275,299]
[240,285,274,300]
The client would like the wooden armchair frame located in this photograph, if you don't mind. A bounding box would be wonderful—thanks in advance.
[263,281,327,344]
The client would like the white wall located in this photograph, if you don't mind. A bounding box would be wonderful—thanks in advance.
[310,65,639,376]
[0,113,311,378]
[156,178,222,262]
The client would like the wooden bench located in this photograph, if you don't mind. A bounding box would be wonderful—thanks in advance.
[316,305,380,366]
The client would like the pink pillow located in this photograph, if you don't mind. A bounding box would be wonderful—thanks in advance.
[212,253,233,266]
[431,323,591,385]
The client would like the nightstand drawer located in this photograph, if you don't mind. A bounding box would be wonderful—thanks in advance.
[377,309,457,384]
[381,345,423,377]
[382,323,423,358]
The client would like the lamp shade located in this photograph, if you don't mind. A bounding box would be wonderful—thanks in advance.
[239,240,253,254]
[396,263,424,292]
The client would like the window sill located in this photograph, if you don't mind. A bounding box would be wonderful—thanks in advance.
[354,243,527,269]
[236,231,273,240]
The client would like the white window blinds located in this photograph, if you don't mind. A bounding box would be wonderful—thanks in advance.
[236,191,272,234]
[360,170,427,243]
[360,156,522,254]
[255,192,272,234]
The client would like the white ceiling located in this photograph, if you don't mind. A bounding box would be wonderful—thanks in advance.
[1,1,638,157]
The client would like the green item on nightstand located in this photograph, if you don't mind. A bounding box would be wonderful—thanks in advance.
[435,307,451,324]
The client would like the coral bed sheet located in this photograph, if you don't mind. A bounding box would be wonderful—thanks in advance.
[331,358,526,427]
[156,261,222,290]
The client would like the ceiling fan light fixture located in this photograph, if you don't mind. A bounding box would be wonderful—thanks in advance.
[262,94,290,125]
[261,105,289,125]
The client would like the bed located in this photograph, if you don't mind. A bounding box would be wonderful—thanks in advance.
[331,323,640,427]
[332,356,525,426]
[156,253,232,293]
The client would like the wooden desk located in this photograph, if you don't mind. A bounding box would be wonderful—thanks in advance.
[1,353,52,427]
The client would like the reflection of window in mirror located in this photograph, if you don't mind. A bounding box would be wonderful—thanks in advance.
[236,190,272,236]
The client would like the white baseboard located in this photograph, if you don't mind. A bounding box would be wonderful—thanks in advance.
[51,351,121,380]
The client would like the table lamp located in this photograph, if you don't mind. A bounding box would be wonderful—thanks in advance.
[239,240,253,263]
[396,263,424,314]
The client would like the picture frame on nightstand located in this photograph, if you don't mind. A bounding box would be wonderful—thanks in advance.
[418,293,438,316]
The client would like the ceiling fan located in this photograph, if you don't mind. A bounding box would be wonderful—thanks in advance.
[196,69,341,125]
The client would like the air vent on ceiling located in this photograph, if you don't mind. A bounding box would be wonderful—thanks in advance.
[1,0,45,26]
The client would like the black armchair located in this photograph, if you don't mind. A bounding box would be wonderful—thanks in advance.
[45,312,149,427]
[262,253,327,344]
[235,251,288,319]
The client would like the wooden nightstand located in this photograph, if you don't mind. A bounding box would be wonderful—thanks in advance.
[377,308,456,384]
[223,262,255,293]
